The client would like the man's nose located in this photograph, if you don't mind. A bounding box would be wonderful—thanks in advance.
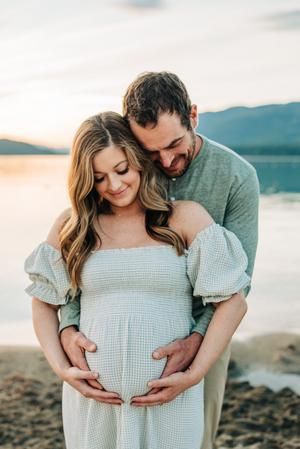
[159,151,174,168]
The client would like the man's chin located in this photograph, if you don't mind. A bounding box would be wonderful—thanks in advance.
[159,162,189,178]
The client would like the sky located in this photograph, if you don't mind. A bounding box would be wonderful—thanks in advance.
[0,0,299,147]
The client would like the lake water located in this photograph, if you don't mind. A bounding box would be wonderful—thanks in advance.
[244,155,300,193]
[1,155,300,346]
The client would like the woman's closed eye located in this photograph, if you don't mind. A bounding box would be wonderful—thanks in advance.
[95,177,105,184]
[117,166,129,175]
[94,166,129,183]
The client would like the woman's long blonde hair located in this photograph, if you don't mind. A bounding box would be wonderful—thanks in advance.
[60,111,185,290]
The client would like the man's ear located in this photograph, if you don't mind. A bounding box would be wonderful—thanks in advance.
[190,104,198,129]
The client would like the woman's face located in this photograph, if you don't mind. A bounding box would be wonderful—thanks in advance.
[92,145,141,210]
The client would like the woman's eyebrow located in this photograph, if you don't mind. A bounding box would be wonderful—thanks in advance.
[114,160,128,168]
[94,160,128,175]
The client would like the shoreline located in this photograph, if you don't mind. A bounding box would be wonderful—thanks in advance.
[0,334,299,448]
[2,332,300,388]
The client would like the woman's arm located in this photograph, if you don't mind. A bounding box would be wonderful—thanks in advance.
[131,292,246,406]
[131,201,248,406]
[32,297,72,377]
[187,291,247,383]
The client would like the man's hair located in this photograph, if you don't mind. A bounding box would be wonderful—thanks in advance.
[123,71,192,129]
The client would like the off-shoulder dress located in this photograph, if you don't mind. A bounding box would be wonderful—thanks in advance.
[25,223,250,449]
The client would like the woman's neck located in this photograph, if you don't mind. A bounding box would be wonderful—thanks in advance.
[110,201,144,219]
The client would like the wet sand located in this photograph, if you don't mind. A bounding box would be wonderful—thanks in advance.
[0,334,299,449]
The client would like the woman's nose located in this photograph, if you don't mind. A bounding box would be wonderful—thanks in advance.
[108,175,122,192]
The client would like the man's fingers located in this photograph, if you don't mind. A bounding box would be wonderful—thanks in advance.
[152,340,180,360]
[159,360,178,378]
[76,333,97,352]
[152,345,170,359]
[74,355,93,372]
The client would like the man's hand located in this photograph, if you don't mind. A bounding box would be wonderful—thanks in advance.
[62,367,123,405]
[133,332,203,400]
[60,326,101,389]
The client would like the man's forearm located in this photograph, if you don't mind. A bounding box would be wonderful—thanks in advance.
[59,294,81,333]
[191,300,214,336]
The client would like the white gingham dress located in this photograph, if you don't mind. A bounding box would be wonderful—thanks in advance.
[24,223,250,449]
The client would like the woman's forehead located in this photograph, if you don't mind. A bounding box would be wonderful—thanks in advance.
[92,145,127,173]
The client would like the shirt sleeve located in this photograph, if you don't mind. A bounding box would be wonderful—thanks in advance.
[187,223,251,306]
[190,299,215,336]
[24,242,73,305]
[58,294,81,333]
[224,168,260,295]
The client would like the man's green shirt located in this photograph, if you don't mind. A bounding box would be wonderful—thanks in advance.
[59,136,259,335]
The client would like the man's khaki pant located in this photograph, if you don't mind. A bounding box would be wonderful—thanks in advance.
[201,344,231,449]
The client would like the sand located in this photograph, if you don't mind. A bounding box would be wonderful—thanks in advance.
[0,334,299,449]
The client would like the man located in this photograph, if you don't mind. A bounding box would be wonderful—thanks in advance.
[59,72,259,449]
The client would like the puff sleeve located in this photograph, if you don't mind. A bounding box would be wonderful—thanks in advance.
[187,223,250,306]
[24,242,73,305]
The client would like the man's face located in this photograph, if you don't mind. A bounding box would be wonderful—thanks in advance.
[129,111,198,178]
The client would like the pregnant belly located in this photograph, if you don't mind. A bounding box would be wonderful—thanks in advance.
[81,313,192,403]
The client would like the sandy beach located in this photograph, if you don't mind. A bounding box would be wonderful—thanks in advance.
[0,333,299,449]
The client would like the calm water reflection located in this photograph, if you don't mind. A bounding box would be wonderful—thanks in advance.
[1,156,300,345]
[244,155,300,193]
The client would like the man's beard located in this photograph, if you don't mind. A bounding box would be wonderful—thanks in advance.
[157,130,197,178]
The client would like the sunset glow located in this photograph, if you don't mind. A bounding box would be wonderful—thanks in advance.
[1,0,299,146]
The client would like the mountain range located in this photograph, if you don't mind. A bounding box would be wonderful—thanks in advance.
[0,139,68,155]
[197,102,300,155]
[1,102,299,155]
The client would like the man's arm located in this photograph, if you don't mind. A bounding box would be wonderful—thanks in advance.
[59,293,101,390]
[150,168,259,378]
[190,298,214,335]
[59,292,81,333]
[223,168,260,285]
[190,167,259,335]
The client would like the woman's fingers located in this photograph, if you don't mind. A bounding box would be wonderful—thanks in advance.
[67,365,104,389]
[145,387,161,396]
[131,373,193,406]
[131,390,168,406]
[147,373,178,389]
[87,378,105,390]
[64,367,124,404]
[67,366,99,381]
[72,380,123,404]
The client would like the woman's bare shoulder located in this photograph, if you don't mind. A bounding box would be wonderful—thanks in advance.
[46,208,71,249]
[170,200,214,246]
[171,200,212,222]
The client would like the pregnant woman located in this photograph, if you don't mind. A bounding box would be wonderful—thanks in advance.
[25,112,249,449]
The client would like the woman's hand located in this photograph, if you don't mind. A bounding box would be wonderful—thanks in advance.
[130,370,198,407]
[61,366,124,405]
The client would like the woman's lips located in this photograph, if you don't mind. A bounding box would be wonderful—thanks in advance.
[110,187,128,196]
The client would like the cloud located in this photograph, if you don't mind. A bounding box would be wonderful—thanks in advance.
[120,0,162,7]
[263,9,300,31]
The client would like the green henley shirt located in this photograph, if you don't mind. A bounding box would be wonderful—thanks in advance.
[58,135,259,336]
